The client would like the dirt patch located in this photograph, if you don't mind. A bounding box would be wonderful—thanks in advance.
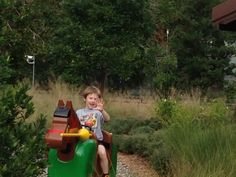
[117,152,159,177]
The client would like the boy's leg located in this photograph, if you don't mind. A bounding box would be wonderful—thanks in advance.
[98,144,109,175]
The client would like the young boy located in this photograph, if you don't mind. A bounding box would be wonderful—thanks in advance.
[76,86,110,177]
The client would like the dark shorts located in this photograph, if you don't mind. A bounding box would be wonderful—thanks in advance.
[97,140,110,149]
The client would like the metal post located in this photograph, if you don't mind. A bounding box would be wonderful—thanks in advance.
[166,29,169,53]
[32,60,35,87]
[25,55,35,87]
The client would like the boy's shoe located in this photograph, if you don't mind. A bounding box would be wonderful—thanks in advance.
[103,175,109,177]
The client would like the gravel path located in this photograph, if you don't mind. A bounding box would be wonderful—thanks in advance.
[116,160,136,177]
[117,153,159,177]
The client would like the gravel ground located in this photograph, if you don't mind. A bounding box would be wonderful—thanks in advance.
[117,152,159,177]
[116,160,136,177]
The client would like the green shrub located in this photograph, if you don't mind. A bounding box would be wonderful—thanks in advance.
[0,85,47,177]
[155,98,177,126]
[150,149,171,177]
[144,117,163,130]
[147,130,171,176]
[197,99,231,127]
[105,117,162,136]
[129,125,155,135]
[224,81,236,104]
[155,98,232,128]
[114,134,150,156]
[104,118,138,134]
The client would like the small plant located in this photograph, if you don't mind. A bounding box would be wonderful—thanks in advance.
[155,98,177,127]
[224,81,236,104]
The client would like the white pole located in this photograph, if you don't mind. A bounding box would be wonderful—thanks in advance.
[166,29,169,52]
[32,61,35,87]
[26,55,35,87]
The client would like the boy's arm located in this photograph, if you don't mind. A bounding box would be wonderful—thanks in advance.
[96,98,110,122]
[101,109,110,122]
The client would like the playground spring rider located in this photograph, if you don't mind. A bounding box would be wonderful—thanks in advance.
[45,100,117,177]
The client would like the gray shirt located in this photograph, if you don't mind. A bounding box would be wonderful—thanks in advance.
[76,108,104,141]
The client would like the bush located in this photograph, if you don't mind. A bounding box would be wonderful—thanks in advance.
[155,98,177,127]
[114,134,149,156]
[104,118,139,134]
[201,99,231,124]
[105,117,162,136]
[146,130,171,176]
[224,81,236,104]
[129,125,155,135]
[0,85,47,177]
[155,98,232,128]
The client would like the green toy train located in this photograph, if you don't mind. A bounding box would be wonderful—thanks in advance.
[45,100,117,177]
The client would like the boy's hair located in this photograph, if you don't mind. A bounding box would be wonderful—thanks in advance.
[81,86,101,99]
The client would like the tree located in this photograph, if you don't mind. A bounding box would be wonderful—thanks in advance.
[50,0,155,92]
[0,55,13,86]
[153,53,177,98]
[0,85,47,177]
[0,0,61,85]
[155,0,235,90]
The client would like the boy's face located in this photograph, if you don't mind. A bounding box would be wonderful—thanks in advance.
[84,93,99,109]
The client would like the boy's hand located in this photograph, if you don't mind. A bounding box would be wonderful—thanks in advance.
[95,98,104,112]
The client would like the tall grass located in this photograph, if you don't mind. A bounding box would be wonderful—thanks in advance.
[158,98,236,177]
[28,81,83,125]
[165,124,236,177]
[28,81,156,126]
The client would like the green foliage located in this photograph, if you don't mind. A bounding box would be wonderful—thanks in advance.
[0,85,47,177]
[156,0,235,90]
[50,0,155,89]
[143,130,171,177]
[0,1,34,82]
[111,97,235,176]
[129,125,155,135]
[105,118,139,134]
[155,97,231,128]
[0,55,13,86]
[155,99,177,127]
[0,0,62,84]
[153,97,235,176]
[153,53,177,98]
[164,123,236,177]
[114,134,150,156]
[105,117,162,135]
[1,0,236,91]
[197,99,231,127]
[224,81,236,104]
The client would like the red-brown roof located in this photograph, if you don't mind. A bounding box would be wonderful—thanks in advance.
[212,0,236,31]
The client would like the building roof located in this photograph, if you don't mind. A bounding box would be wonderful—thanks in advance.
[212,0,236,31]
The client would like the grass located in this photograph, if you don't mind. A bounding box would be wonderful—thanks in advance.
[159,98,236,177]
[28,81,156,126]
[165,124,236,177]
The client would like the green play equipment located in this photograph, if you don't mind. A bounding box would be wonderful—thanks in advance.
[45,100,117,177]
